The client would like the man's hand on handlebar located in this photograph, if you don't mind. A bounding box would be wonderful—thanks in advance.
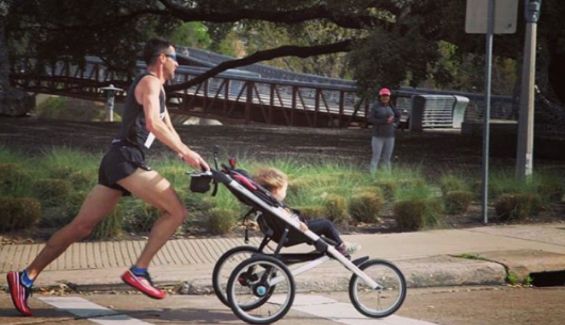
[180,150,210,171]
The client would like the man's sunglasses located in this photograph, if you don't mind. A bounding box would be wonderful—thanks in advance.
[163,53,177,63]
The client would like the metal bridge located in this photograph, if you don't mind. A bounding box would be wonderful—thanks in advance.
[10,51,371,127]
[9,46,515,128]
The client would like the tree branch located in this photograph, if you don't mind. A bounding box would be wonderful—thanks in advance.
[167,39,354,91]
[14,8,171,32]
[158,0,385,29]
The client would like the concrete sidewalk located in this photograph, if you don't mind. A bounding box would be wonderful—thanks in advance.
[1,223,565,293]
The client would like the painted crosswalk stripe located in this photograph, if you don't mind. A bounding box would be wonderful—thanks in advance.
[273,294,436,324]
[38,297,151,325]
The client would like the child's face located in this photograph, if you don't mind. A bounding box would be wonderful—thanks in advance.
[271,182,288,201]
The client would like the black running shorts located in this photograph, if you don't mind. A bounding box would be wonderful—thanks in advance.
[98,144,151,195]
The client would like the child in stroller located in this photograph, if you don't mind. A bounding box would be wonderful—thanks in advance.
[252,167,359,259]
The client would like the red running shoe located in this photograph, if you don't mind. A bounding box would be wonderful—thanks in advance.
[121,270,166,299]
[7,271,32,316]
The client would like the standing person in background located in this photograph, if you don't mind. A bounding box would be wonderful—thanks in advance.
[368,87,400,172]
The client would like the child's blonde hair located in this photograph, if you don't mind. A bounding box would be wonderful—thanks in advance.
[253,167,288,192]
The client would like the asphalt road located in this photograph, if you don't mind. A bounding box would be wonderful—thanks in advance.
[1,285,564,324]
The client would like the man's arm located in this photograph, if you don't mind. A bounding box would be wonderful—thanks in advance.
[138,77,209,170]
[163,109,181,142]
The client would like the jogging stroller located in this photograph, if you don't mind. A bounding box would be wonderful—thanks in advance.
[190,150,406,324]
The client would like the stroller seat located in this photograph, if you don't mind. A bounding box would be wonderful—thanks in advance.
[227,169,314,248]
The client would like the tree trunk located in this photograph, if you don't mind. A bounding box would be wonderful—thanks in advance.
[0,9,34,116]
[0,12,9,92]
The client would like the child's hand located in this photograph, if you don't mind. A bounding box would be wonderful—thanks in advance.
[299,222,309,232]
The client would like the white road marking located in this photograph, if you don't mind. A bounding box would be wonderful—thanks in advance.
[273,294,437,324]
[38,297,152,325]
[40,294,435,324]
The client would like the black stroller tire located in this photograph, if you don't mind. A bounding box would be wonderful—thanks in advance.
[227,255,295,324]
[348,259,406,318]
[212,245,259,307]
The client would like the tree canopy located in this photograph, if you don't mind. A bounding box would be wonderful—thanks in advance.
[3,0,565,103]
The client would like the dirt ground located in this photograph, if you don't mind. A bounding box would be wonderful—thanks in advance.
[1,115,564,173]
[0,116,564,241]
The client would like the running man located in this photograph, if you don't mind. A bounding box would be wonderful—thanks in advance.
[7,38,209,316]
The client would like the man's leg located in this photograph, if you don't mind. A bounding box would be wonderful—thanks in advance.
[118,169,187,268]
[8,185,122,316]
[117,168,187,299]
[26,185,122,278]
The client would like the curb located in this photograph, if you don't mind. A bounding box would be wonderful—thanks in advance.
[1,255,508,295]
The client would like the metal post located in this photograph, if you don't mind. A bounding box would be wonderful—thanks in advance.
[481,0,495,224]
[101,84,123,122]
[516,0,541,180]
[106,93,115,122]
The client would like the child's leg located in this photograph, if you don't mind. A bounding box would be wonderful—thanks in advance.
[306,219,342,245]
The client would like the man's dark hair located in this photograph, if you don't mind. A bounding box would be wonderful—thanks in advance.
[143,38,174,65]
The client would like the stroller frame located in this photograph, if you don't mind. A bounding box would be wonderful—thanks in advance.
[191,152,406,324]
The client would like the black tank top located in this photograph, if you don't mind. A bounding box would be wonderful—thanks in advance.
[113,72,166,151]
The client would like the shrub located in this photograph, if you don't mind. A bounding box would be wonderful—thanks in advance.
[68,171,95,190]
[393,198,444,231]
[536,177,564,202]
[294,205,325,219]
[488,171,537,199]
[287,178,313,196]
[122,202,161,233]
[439,174,469,196]
[322,194,349,225]
[49,165,76,179]
[494,193,543,221]
[0,197,42,232]
[207,208,237,235]
[91,206,123,240]
[33,178,73,207]
[0,163,32,195]
[393,200,426,231]
[444,190,474,214]
[348,192,384,223]
[182,191,214,211]
[40,191,87,228]
[374,180,397,200]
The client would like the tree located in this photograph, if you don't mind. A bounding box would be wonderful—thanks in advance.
[3,0,565,105]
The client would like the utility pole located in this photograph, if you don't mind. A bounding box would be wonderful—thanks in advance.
[516,0,542,180]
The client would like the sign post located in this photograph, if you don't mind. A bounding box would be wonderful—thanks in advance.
[465,0,518,224]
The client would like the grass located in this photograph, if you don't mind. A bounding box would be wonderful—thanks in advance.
[0,146,563,239]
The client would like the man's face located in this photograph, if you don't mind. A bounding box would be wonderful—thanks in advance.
[162,46,178,80]
[380,95,390,104]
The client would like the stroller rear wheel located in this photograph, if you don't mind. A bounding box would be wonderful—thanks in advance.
[227,255,295,324]
[348,259,406,318]
[212,245,259,307]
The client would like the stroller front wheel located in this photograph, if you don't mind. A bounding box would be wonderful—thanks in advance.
[348,259,407,318]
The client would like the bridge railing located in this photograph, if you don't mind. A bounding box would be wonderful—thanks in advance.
[10,56,371,127]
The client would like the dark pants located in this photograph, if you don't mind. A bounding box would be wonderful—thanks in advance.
[306,219,342,245]
[284,218,343,247]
